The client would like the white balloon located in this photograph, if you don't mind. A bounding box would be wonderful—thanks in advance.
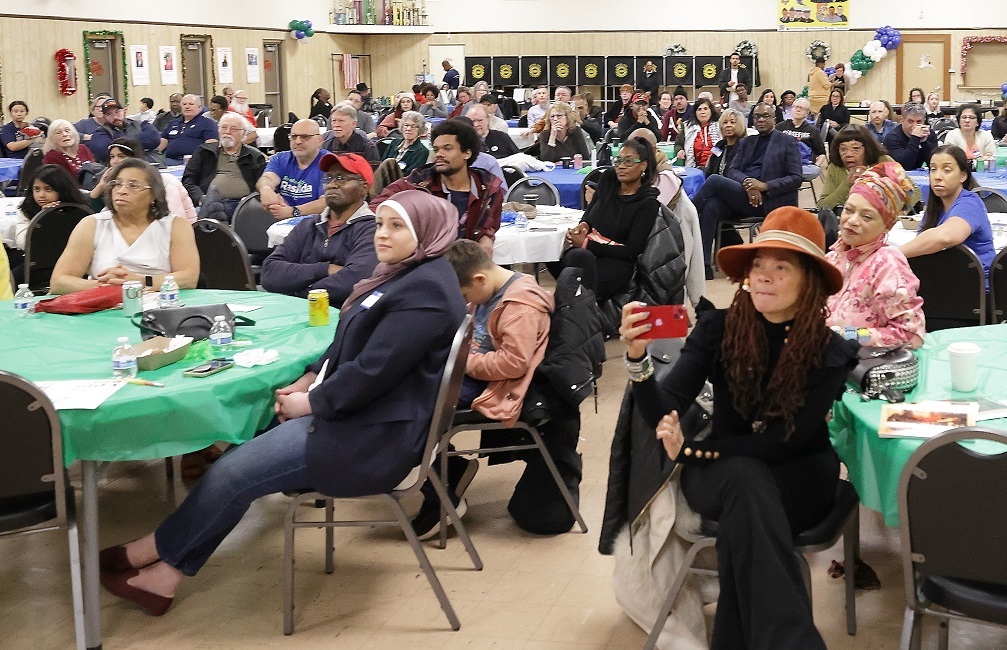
[877,48,888,59]
[862,44,876,57]
[869,39,882,50]
[870,51,883,62]
[290,30,299,39]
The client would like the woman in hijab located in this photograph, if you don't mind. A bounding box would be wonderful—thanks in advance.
[97,190,467,616]
[825,161,926,348]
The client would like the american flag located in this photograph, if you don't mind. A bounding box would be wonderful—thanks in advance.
[342,54,360,89]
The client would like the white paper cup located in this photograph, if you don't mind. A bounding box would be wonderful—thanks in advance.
[948,342,981,392]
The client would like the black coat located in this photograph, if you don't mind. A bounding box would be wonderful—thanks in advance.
[181,142,267,205]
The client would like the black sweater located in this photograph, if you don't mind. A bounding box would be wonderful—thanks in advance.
[581,170,661,263]
[816,103,850,128]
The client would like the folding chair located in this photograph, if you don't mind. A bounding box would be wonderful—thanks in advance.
[231,192,275,260]
[192,220,256,290]
[0,371,85,650]
[898,426,1007,649]
[282,316,482,635]
[801,164,822,204]
[14,149,44,197]
[988,247,1007,324]
[505,176,560,206]
[580,166,607,209]
[501,165,526,188]
[23,204,93,292]
[908,244,987,330]
[644,478,861,649]
[974,187,1007,213]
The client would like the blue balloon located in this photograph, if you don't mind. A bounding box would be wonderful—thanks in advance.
[1001,82,1007,94]
[891,35,902,48]
[304,20,312,28]
[295,30,305,38]
[825,67,836,76]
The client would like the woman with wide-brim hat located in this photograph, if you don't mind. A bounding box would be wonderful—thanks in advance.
[619,206,858,649]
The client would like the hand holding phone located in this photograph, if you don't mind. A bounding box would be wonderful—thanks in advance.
[630,304,689,339]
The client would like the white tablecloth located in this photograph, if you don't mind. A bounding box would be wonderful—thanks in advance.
[265,206,584,264]
[256,127,276,149]
[1,197,24,248]
[509,127,536,149]
[888,212,1007,250]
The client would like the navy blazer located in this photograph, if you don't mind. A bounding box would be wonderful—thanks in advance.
[303,256,466,497]
[726,130,803,214]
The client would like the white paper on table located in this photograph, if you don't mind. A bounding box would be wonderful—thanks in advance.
[226,304,262,313]
[35,379,126,410]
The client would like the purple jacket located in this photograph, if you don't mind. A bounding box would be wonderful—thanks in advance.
[260,205,378,304]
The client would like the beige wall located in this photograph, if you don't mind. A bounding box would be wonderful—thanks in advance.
[0,16,362,123]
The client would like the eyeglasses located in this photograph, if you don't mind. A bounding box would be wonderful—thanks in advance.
[290,134,318,141]
[752,113,774,121]
[400,122,420,130]
[613,157,643,166]
[323,174,364,185]
[109,180,151,193]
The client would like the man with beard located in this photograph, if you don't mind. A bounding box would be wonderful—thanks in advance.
[182,112,267,221]
[87,98,161,163]
[261,153,378,303]
[371,119,502,256]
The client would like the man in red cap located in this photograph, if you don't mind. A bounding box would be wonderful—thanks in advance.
[260,152,378,304]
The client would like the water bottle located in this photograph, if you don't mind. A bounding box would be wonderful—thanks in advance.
[13,284,35,318]
[159,274,180,309]
[515,211,529,232]
[112,336,138,379]
[209,315,233,354]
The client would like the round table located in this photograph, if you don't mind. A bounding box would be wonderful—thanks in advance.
[527,166,706,209]
[493,206,583,264]
[0,157,24,183]
[0,289,336,648]
[907,169,1007,201]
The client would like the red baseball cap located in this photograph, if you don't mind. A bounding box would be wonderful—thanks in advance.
[319,152,373,186]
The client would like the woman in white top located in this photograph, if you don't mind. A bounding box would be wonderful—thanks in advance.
[943,105,996,163]
[90,137,197,223]
[50,158,199,294]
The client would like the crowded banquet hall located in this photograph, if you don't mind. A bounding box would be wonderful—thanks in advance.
[3,2,1007,649]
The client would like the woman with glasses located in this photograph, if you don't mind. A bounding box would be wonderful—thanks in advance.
[817,125,919,213]
[706,108,748,177]
[675,97,721,168]
[553,138,660,300]
[377,94,416,138]
[50,158,199,294]
[90,137,197,223]
[537,103,591,163]
[816,88,850,141]
[943,105,996,163]
[380,111,429,173]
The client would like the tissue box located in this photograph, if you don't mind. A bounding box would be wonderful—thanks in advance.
[135,336,191,371]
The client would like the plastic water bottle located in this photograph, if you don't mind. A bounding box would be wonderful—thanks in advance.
[13,284,35,318]
[209,315,233,354]
[515,211,529,232]
[159,274,180,309]
[112,336,138,379]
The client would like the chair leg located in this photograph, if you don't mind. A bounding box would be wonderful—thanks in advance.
[437,443,451,550]
[66,520,86,650]
[428,470,483,571]
[526,427,588,534]
[844,506,859,635]
[937,618,949,650]
[283,500,297,635]
[643,537,714,650]
[797,553,812,606]
[324,499,335,575]
[390,498,462,631]
[900,606,922,650]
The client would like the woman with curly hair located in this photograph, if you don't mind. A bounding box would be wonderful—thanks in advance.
[620,206,858,649]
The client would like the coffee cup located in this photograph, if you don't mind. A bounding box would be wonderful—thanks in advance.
[948,342,981,392]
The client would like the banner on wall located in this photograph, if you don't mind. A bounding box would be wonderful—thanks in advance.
[606,56,635,87]
[217,47,233,85]
[129,45,149,86]
[778,0,849,31]
[493,56,519,87]
[577,56,605,86]
[521,56,548,86]
[159,46,178,85]
[694,56,722,88]
[550,56,576,87]
[665,56,694,88]
[245,48,260,84]
[465,57,491,85]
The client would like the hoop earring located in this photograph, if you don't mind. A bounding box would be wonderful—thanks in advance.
[742,277,751,292]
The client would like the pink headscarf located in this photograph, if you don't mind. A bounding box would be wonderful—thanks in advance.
[341,190,458,312]
[849,161,913,229]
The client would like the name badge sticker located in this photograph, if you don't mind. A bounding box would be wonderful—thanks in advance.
[711,146,723,157]
[360,291,383,309]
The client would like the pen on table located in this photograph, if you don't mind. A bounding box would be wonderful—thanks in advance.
[127,378,164,387]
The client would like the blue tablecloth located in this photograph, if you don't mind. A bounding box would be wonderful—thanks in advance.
[907,169,1007,201]
[507,119,519,128]
[527,166,706,209]
[0,158,24,183]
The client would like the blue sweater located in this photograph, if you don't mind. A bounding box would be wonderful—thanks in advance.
[260,206,378,304]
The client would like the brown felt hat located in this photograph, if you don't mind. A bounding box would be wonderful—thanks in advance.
[716,206,844,295]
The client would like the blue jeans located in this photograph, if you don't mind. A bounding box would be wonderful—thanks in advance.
[154,417,314,576]
[691,174,766,266]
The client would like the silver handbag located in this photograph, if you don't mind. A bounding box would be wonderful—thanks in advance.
[847,346,919,398]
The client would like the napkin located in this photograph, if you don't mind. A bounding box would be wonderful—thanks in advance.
[232,348,279,368]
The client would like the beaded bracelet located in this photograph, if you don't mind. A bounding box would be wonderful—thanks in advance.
[625,353,654,383]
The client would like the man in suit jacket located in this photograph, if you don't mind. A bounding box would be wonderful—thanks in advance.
[717,53,753,106]
[691,102,803,271]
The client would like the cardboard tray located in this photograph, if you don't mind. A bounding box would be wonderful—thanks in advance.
[135,336,191,371]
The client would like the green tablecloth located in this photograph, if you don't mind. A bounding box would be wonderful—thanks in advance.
[829,325,1007,526]
[0,290,337,466]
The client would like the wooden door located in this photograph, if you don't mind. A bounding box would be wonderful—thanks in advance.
[897,35,951,102]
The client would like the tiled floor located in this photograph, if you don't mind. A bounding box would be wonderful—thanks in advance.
[5,188,1007,647]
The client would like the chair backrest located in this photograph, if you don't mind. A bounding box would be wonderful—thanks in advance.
[501,165,526,188]
[23,203,94,292]
[898,426,1007,599]
[230,192,275,255]
[0,370,68,533]
[192,219,256,290]
[931,118,957,139]
[15,149,44,197]
[400,315,473,496]
[974,187,1007,213]
[272,123,293,152]
[376,137,396,159]
[907,244,987,329]
[989,247,1007,324]
[371,158,404,196]
[505,176,560,206]
[580,166,607,209]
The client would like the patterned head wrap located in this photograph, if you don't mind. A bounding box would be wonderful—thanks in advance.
[849,161,913,228]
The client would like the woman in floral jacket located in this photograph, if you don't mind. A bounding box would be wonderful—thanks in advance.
[826,161,926,348]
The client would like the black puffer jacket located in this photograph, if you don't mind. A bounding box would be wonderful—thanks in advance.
[597,202,688,336]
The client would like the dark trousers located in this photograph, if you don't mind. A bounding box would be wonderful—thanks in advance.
[198,187,241,222]
[691,174,766,266]
[547,246,633,302]
[681,452,837,650]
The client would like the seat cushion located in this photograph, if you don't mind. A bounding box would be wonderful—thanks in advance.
[920,575,1007,625]
[0,493,57,533]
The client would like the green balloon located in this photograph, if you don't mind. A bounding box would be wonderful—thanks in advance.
[288,19,298,29]
[305,28,315,37]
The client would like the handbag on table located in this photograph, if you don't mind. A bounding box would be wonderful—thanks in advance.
[132,304,255,340]
[847,345,919,401]
[34,285,123,315]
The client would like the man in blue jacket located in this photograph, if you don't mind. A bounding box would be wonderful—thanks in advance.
[691,102,803,274]
[260,153,378,304]
[86,99,161,163]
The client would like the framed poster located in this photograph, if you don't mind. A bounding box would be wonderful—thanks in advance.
[158,45,178,85]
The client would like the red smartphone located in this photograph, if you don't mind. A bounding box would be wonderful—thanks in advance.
[631,305,688,339]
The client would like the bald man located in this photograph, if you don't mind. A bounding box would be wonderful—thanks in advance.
[158,94,218,165]
[256,119,328,219]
